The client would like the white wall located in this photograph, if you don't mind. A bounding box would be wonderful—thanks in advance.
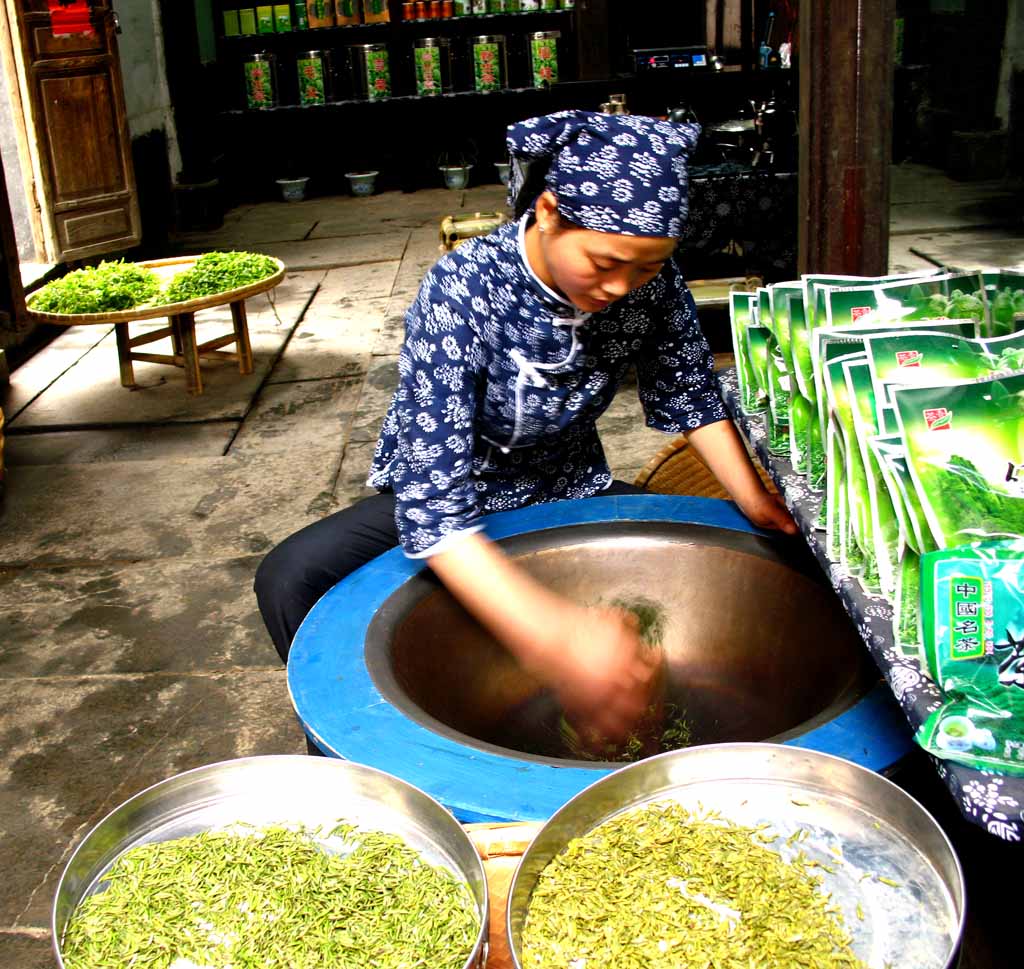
[115,0,181,180]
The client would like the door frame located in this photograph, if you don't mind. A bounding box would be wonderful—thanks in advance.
[0,0,49,262]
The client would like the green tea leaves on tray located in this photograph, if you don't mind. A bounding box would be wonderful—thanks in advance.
[163,251,279,304]
[28,260,161,314]
[61,822,479,969]
[918,541,1024,775]
[522,802,866,969]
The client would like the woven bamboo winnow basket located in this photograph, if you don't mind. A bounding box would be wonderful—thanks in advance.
[634,356,776,499]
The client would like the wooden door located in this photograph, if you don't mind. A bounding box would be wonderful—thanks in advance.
[10,0,140,262]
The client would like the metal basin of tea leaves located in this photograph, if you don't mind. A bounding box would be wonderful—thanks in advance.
[368,520,875,757]
[52,756,489,969]
[289,496,911,821]
[507,744,965,969]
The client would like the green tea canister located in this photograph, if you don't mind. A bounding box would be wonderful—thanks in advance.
[528,30,559,88]
[296,50,329,105]
[520,0,541,10]
[413,37,453,96]
[472,35,507,92]
[541,0,558,10]
[243,52,277,109]
[350,43,391,99]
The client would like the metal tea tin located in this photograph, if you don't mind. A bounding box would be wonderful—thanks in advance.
[528,30,559,88]
[296,50,330,106]
[349,43,391,99]
[243,52,277,109]
[471,34,507,92]
[414,37,453,96]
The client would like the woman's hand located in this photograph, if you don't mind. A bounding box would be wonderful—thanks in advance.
[541,606,661,744]
[427,533,660,744]
[686,420,799,535]
[736,489,799,535]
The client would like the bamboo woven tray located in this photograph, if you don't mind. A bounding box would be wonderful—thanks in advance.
[25,255,286,326]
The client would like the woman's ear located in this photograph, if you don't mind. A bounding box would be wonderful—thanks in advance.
[535,191,559,232]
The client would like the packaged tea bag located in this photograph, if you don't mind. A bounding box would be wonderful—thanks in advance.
[824,271,985,330]
[813,315,979,478]
[787,298,817,476]
[745,319,771,416]
[728,292,764,414]
[917,540,1024,775]
[983,270,1024,336]
[867,328,1024,433]
[759,288,790,457]
[846,359,900,598]
[825,352,875,586]
[769,281,810,471]
[893,370,1024,549]
[797,269,940,491]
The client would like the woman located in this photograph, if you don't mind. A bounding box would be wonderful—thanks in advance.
[255,110,796,745]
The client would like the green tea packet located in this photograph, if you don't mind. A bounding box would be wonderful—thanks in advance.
[728,292,764,414]
[825,352,875,586]
[769,282,808,470]
[870,435,935,558]
[983,270,1024,336]
[917,540,1024,775]
[846,360,900,599]
[893,370,1024,549]
[811,319,978,494]
[759,288,790,457]
[867,328,1024,434]
[823,271,986,331]
[787,298,817,476]
[824,419,848,564]
[745,320,771,416]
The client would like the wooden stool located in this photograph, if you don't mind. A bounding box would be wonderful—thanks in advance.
[114,299,255,396]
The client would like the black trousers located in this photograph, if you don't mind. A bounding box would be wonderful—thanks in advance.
[254,481,646,663]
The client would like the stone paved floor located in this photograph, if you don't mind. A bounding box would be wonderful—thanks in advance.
[1,169,1021,966]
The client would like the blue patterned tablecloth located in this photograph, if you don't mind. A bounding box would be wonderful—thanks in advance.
[719,367,1024,843]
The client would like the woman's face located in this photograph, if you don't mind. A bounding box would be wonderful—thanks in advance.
[534,193,678,313]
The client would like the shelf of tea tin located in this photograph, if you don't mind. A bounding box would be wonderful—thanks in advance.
[220,77,604,114]
[717,366,1024,843]
[220,9,574,44]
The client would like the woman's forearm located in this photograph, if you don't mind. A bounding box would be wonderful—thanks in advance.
[686,419,766,505]
[426,531,578,673]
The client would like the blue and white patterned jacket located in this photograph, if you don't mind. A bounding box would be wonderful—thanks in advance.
[368,217,727,557]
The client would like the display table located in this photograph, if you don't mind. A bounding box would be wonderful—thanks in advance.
[719,367,1024,843]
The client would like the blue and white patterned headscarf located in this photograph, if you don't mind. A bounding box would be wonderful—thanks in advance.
[506,110,700,238]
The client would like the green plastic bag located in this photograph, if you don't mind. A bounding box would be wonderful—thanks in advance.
[846,360,900,598]
[867,329,1024,434]
[982,270,1024,336]
[809,322,965,531]
[825,352,876,586]
[797,269,939,491]
[728,292,764,414]
[759,288,790,456]
[918,541,1024,776]
[823,271,986,331]
[769,281,809,471]
[893,370,1024,549]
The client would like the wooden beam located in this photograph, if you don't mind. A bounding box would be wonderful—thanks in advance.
[798,0,894,276]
